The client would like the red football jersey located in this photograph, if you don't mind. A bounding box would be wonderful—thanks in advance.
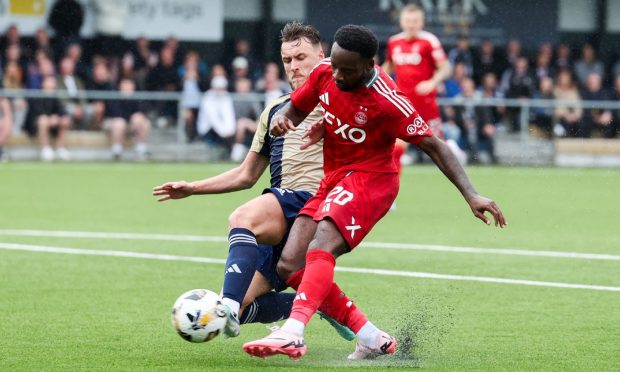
[291,58,433,176]
[385,31,447,100]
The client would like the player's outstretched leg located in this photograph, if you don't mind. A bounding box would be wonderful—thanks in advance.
[243,249,337,359]
[220,228,261,338]
[287,267,396,357]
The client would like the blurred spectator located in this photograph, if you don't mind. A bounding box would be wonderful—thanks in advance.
[26,51,55,89]
[448,35,473,76]
[57,56,88,129]
[164,36,183,67]
[478,72,505,125]
[210,64,227,80]
[533,51,555,86]
[1,60,27,132]
[24,76,71,161]
[4,44,28,86]
[612,55,620,82]
[229,39,258,81]
[502,38,521,70]
[262,71,285,107]
[126,36,158,89]
[473,40,502,84]
[102,78,151,160]
[64,42,87,80]
[231,56,251,89]
[180,51,208,142]
[93,0,128,58]
[146,46,180,124]
[29,28,54,62]
[574,44,604,88]
[443,62,467,98]
[0,97,13,162]
[553,69,582,137]
[609,76,620,138]
[531,76,555,136]
[554,43,572,71]
[255,62,289,93]
[500,56,535,132]
[580,73,612,138]
[0,25,21,54]
[2,60,24,89]
[230,77,260,162]
[457,78,496,163]
[196,76,236,153]
[87,60,114,129]
[48,0,83,53]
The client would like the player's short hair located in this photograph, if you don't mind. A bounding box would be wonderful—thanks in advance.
[280,21,321,46]
[402,3,424,14]
[333,24,378,59]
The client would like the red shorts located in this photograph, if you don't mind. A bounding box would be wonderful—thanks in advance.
[408,94,440,123]
[299,170,399,249]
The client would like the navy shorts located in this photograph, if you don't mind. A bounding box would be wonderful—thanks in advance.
[255,188,313,291]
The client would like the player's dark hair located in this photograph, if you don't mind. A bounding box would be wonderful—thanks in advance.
[280,21,321,46]
[333,24,378,59]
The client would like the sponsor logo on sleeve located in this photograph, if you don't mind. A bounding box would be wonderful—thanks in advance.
[406,117,429,136]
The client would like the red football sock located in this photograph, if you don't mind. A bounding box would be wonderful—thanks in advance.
[289,250,335,325]
[318,282,368,334]
[287,264,368,332]
[286,268,305,289]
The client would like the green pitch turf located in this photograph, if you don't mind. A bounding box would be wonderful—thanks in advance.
[0,162,618,370]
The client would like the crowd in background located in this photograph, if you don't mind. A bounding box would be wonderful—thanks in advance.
[1,20,620,162]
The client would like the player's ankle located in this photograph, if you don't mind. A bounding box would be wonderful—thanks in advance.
[356,321,380,346]
[221,297,240,315]
[280,318,305,336]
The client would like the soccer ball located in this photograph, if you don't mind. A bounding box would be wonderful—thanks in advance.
[171,289,227,343]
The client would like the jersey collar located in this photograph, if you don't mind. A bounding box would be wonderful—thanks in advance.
[365,67,379,88]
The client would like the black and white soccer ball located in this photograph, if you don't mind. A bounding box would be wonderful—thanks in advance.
[171,289,227,343]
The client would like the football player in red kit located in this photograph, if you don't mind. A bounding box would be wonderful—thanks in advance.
[243,24,506,361]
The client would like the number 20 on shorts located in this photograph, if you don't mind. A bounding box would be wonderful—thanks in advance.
[322,186,354,212]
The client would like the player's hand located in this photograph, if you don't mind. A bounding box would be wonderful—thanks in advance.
[467,194,507,228]
[300,120,325,150]
[270,114,296,137]
[152,181,194,202]
[415,80,436,95]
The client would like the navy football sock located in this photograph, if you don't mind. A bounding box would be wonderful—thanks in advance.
[222,228,260,309]
[240,292,296,324]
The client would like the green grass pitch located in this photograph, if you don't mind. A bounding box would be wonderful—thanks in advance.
[0,162,618,370]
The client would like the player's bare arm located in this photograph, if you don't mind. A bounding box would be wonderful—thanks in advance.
[416,59,451,95]
[416,135,507,228]
[269,101,311,137]
[152,151,269,201]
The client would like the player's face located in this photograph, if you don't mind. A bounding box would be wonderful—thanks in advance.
[400,10,424,37]
[281,38,324,90]
[330,42,374,92]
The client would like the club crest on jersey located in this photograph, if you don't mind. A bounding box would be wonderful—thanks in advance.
[354,111,367,125]
[407,117,429,135]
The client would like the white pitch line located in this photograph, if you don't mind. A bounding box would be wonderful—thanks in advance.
[1,242,618,292]
[0,229,619,261]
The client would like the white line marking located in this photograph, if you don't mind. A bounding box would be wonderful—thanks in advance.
[1,242,618,292]
[1,229,618,261]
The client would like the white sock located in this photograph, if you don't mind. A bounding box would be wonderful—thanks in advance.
[280,318,305,336]
[135,142,147,155]
[356,321,380,346]
[221,297,240,315]
[111,143,123,155]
